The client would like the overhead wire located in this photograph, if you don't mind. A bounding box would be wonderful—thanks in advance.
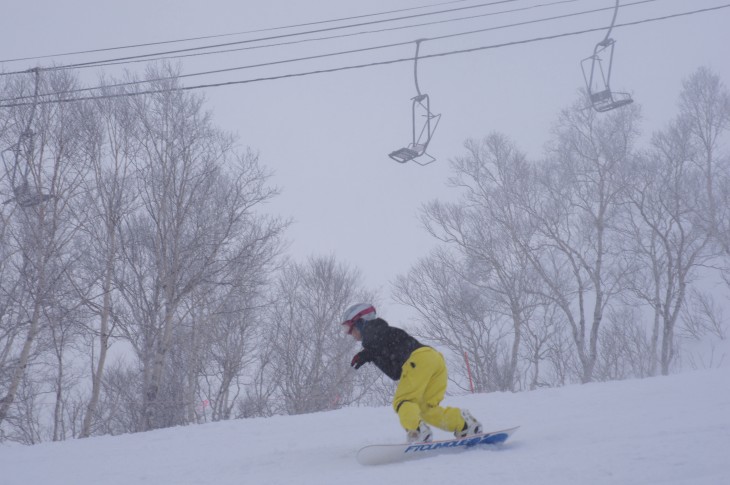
[0,0,524,73]
[2,0,661,102]
[0,0,478,64]
[35,0,587,73]
[1,3,726,109]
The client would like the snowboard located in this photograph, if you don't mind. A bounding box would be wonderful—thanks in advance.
[356,426,519,466]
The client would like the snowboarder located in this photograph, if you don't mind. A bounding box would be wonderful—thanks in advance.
[342,303,482,443]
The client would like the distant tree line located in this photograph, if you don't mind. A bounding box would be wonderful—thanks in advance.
[396,66,730,391]
[0,64,727,444]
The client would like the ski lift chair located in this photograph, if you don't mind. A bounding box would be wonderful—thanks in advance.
[1,137,53,209]
[581,38,633,113]
[12,182,53,208]
[0,183,52,208]
[388,93,441,165]
[388,40,441,166]
[0,70,53,208]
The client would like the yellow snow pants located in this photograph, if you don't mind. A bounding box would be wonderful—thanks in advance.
[392,347,465,433]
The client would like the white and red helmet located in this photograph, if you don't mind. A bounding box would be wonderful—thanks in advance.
[341,303,376,334]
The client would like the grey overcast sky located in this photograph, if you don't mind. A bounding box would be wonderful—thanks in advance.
[2,0,729,323]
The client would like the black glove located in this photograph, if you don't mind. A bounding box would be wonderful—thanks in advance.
[351,350,371,370]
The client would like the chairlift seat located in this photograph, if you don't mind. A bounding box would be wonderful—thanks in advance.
[590,90,613,104]
[13,183,53,208]
[591,90,633,112]
[389,146,423,163]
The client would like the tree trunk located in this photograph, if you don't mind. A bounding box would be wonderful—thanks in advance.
[80,255,113,438]
[0,292,42,425]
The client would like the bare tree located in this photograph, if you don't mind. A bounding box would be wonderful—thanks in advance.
[267,255,373,415]
[238,320,279,418]
[593,306,653,381]
[521,99,640,383]
[394,249,515,392]
[95,359,144,436]
[678,67,730,241]
[113,64,286,431]
[193,255,281,422]
[520,304,565,390]
[677,69,730,342]
[43,292,86,441]
[68,84,142,438]
[404,133,542,391]
[680,289,727,342]
[0,64,288,440]
[0,69,90,428]
[621,118,715,375]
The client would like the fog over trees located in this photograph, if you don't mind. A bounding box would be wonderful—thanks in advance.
[0,65,727,444]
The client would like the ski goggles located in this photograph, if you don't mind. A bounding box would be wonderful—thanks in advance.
[342,319,358,335]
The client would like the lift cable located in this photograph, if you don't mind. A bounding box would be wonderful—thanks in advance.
[0,0,484,64]
[29,0,587,74]
[0,0,524,69]
[1,0,660,103]
[0,3,726,109]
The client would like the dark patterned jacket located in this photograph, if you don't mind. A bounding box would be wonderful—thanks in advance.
[359,318,426,381]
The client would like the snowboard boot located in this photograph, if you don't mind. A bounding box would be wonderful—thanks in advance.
[454,409,482,438]
[406,421,433,443]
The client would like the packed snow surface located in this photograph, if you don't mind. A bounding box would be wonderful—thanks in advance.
[2,368,728,485]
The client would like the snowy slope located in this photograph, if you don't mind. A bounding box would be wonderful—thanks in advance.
[1,368,728,485]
